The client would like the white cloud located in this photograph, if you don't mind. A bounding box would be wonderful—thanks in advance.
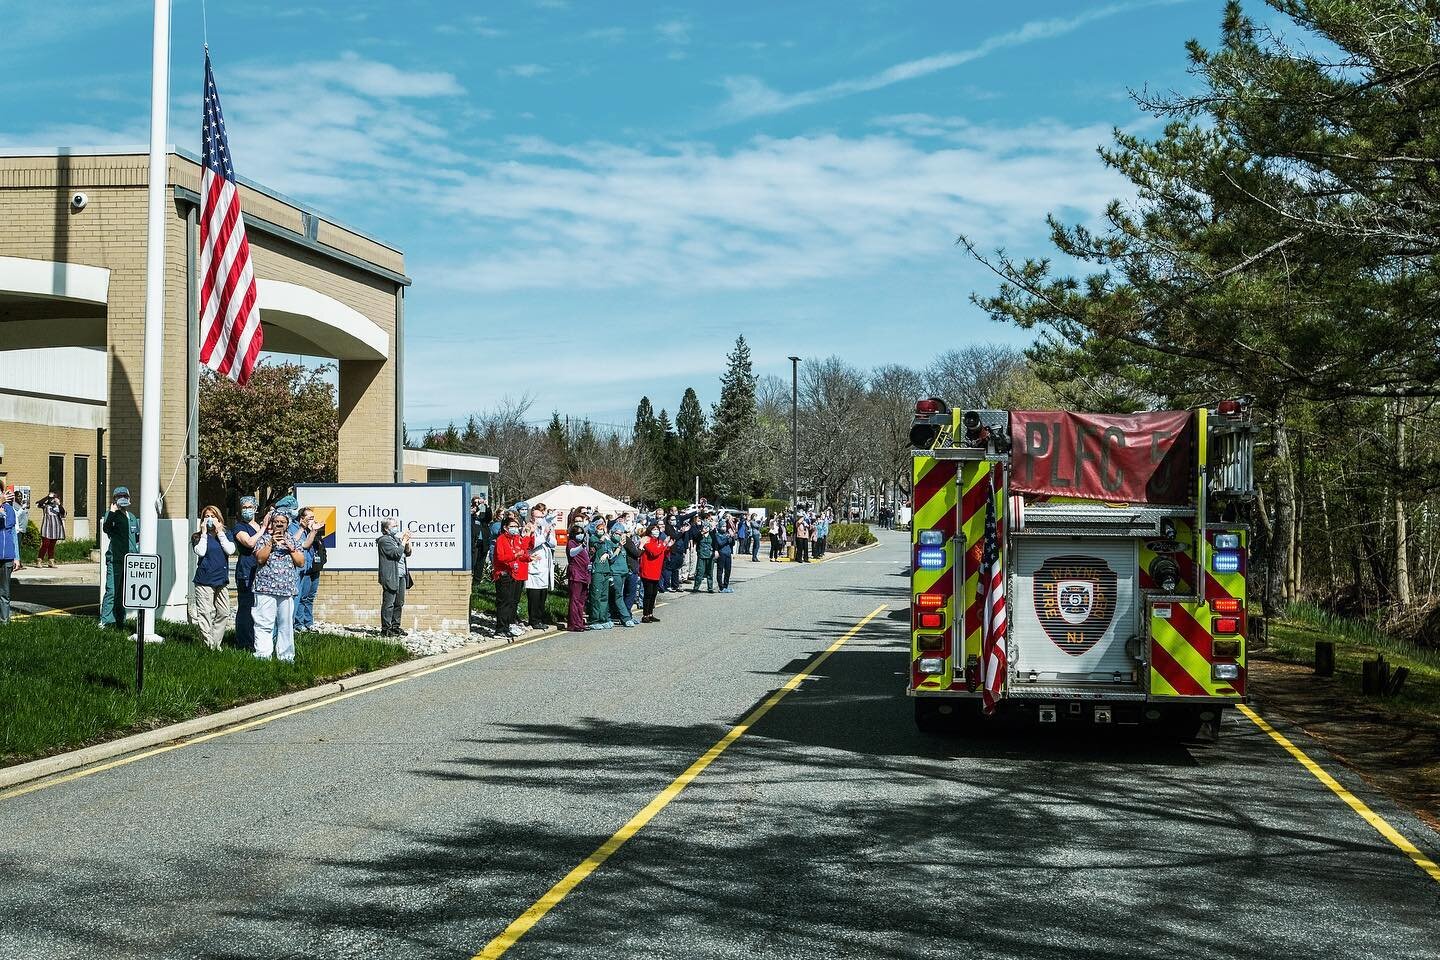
[436,16,505,38]
[718,0,1189,120]
[499,63,551,79]
[417,118,1127,293]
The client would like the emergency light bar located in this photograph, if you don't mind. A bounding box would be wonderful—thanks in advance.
[1212,597,1241,614]
[916,593,944,609]
[916,546,946,570]
[1212,551,1241,573]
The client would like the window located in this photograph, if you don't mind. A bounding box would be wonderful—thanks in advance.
[49,454,64,500]
[74,456,89,519]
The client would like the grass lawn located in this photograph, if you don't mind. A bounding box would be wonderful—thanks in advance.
[1262,602,1440,721]
[0,616,411,767]
[471,578,570,622]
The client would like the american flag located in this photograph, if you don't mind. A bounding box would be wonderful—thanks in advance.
[980,470,1008,714]
[198,50,262,385]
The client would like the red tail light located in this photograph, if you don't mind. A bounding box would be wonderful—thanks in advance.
[1212,597,1241,614]
[1212,617,1241,635]
[919,612,943,629]
[916,593,944,609]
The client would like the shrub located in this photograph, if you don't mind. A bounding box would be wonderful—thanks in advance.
[20,536,96,566]
[748,498,789,516]
[826,523,876,552]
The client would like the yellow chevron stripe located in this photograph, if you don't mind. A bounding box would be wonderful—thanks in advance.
[912,454,956,689]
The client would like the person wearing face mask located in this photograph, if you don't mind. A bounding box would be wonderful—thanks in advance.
[525,503,557,630]
[254,512,306,660]
[566,525,592,632]
[190,505,235,650]
[230,495,266,650]
[0,488,16,625]
[376,517,413,637]
[715,518,737,593]
[622,518,643,615]
[99,485,140,629]
[691,517,717,594]
[493,514,533,638]
[638,523,668,623]
[588,521,634,629]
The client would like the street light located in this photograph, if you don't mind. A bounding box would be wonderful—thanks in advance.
[788,356,800,510]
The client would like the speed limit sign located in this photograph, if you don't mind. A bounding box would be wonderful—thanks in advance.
[123,553,161,610]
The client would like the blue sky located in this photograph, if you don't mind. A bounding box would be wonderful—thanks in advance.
[2,0,1225,431]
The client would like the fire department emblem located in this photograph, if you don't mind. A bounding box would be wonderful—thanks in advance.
[1034,555,1117,655]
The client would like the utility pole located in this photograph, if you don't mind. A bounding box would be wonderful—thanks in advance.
[788,356,800,509]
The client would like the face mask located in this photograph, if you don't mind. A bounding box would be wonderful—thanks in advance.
[507,526,519,535]
[241,508,255,521]
[575,533,586,542]
[650,529,660,538]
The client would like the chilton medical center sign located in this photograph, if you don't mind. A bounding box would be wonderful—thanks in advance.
[294,483,470,571]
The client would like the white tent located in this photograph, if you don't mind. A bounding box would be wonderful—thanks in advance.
[523,482,631,517]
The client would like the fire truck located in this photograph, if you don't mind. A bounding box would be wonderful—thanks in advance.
[907,399,1255,738]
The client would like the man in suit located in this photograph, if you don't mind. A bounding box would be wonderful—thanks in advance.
[376,518,413,637]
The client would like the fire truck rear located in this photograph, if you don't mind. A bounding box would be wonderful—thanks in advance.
[907,399,1255,738]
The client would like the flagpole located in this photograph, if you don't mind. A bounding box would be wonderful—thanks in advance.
[138,0,171,632]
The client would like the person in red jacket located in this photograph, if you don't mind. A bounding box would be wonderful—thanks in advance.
[638,522,670,623]
[493,513,534,639]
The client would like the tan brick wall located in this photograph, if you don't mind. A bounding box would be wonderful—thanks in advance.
[0,150,404,519]
[310,569,472,633]
[0,419,102,540]
[0,151,427,619]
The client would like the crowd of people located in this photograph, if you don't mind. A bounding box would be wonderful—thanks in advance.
[468,494,838,639]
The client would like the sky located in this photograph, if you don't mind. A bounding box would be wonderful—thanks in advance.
[1,0,1228,432]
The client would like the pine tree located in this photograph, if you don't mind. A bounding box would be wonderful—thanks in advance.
[634,396,658,444]
[656,408,677,498]
[545,412,574,480]
[710,335,764,503]
[676,387,708,501]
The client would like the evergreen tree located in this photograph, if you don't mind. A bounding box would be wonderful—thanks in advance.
[710,335,765,503]
[676,387,709,501]
[545,411,574,479]
[460,415,481,453]
[634,396,658,444]
[655,408,677,498]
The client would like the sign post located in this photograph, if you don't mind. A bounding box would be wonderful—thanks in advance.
[123,553,162,694]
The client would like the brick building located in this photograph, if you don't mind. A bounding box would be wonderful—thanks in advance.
[0,145,472,630]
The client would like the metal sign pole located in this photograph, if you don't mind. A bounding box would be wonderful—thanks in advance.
[136,607,145,695]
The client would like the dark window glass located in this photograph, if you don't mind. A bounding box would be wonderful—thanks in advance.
[74,456,89,519]
[49,454,64,499]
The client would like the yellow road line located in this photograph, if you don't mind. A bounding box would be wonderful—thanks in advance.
[13,602,96,619]
[818,540,881,563]
[1238,704,1440,885]
[474,603,888,960]
[0,630,562,803]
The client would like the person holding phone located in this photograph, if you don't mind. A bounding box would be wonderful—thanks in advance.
[253,512,305,661]
[190,505,234,650]
[36,489,66,568]
[376,517,413,637]
[100,486,139,629]
[0,488,17,624]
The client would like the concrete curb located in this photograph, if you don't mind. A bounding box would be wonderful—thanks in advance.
[0,626,563,793]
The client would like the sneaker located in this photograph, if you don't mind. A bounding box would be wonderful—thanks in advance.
[622,619,637,628]
[508,624,525,637]
[392,627,409,637]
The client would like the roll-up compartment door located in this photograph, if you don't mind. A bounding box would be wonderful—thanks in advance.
[1011,537,1140,686]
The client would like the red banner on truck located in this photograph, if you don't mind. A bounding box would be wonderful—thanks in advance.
[1009,410,1194,505]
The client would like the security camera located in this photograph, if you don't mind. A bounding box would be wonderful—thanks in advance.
[70,192,88,211]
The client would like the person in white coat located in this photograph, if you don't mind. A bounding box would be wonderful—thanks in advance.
[525,501,558,629]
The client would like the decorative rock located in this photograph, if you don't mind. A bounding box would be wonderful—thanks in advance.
[311,619,484,657]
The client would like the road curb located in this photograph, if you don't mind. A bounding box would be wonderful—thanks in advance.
[0,626,563,793]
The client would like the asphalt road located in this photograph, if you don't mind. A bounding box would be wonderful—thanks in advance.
[2,531,1437,959]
